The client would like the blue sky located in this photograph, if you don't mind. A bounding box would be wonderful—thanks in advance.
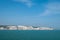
[0,0,60,29]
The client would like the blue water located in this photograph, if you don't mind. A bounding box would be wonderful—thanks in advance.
[0,30,60,40]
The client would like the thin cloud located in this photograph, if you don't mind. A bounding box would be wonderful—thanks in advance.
[40,2,60,16]
[40,10,50,16]
[13,0,34,8]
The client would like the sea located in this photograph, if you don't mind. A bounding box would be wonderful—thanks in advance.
[0,30,60,40]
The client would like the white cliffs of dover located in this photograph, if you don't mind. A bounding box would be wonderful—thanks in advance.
[0,25,54,30]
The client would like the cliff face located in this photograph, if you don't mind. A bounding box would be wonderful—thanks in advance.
[0,25,54,30]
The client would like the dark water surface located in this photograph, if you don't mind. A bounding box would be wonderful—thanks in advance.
[0,30,60,40]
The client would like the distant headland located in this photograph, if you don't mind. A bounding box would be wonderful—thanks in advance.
[0,25,54,30]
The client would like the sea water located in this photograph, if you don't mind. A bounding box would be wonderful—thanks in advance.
[0,30,60,40]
